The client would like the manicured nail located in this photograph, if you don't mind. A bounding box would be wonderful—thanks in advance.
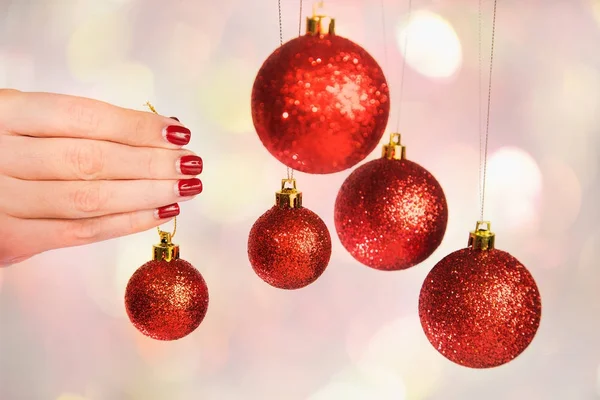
[177,155,203,175]
[176,178,203,197]
[164,125,191,146]
[155,203,180,219]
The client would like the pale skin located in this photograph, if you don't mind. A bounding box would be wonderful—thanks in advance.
[0,89,203,267]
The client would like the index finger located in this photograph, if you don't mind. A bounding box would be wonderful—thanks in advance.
[0,90,191,148]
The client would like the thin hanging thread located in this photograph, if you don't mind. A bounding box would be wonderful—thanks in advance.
[478,0,483,220]
[278,0,295,180]
[480,0,498,221]
[299,0,303,36]
[144,101,177,239]
[278,0,284,46]
[380,0,389,70]
[395,0,413,132]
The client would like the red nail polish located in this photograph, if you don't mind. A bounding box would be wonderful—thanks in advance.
[178,155,203,175]
[155,203,180,219]
[177,178,203,197]
[164,125,191,146]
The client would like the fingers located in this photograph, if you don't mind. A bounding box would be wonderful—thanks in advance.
[0,135,203,181]
[0,177,203,219]
[0,90,191,148]
[3,204,181,256]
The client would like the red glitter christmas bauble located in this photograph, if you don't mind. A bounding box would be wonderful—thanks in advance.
[334,158,448,270]
[251,34,390,174]
[125,259,209,341]
[419,248,542,368]
[248,206,332,289]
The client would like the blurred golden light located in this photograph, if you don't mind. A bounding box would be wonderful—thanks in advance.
[356,315,443,399]
[308,368,406,400]
[396,10,462,79]
[88,62,156,109]
[485,147,543,231]
[196,58,255,134]
[67,12,131,82]
[195,151,277,224]
[591,0,600,26]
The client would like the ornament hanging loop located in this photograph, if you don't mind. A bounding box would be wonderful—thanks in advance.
[382,133,406,160]
[276,178,303,209]
[307,1,335,35]
[468,221,495,251]
[144,101,178,239]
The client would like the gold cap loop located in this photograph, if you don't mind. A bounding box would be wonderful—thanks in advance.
[306,1,335,36]
[153,231,180,262]
[275,178,303,209]
[468,221,496,251]
[382,133,406,160]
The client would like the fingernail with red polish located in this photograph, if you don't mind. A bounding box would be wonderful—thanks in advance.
[177,155,203,175]
[176,178,203,197]
[155,203,180,219]
[164,125,191,146]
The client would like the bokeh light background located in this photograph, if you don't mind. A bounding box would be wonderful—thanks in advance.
[1,0,599,399]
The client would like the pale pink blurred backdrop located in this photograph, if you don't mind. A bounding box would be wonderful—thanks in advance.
[1,0,599,399]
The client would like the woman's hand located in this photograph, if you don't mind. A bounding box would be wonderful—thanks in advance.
[0,89,204,267]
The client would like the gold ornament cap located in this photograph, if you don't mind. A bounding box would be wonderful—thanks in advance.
[153,231,180,262]
[306,1,335,36]
[382,133,407,160]
[468,221,496,251]
[275,178,303,209]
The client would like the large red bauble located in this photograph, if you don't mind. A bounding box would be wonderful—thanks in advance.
[251,34,390,174]
[248,206,332,289]
[419,248,542,368]
[125,259,209,341]
[334,158,448,270]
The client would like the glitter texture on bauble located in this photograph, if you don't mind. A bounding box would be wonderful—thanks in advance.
[251,8,389,174]
[334,134,448,270]
[248,179,332,289]
[419,222,542,368]
[125,232,209,341]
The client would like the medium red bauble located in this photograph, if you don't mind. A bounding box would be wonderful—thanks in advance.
[251,32,389,174]
[419,247,542,368]
[125,258,209,341]
[248,180,332,289]
[334,141,448,270]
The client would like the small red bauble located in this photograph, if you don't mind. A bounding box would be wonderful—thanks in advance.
[125,232,209,341]
[248,179,332,289]
[419,222,542,368]
[334,134,448,270]
[251,12,390,174]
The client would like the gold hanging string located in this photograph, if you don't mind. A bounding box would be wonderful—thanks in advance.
[479,0,498,221]
[144,101,177,239]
